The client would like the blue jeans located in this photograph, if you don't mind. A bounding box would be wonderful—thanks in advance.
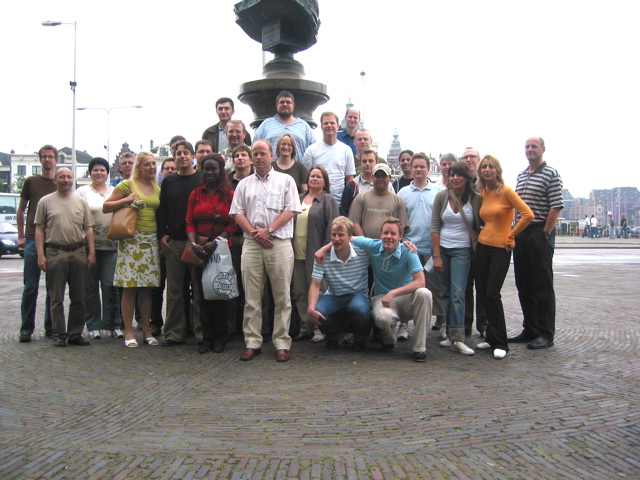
[315,293,372,342]
[20,237,51,334]
[437,247,471,342]
[85,249,121,331]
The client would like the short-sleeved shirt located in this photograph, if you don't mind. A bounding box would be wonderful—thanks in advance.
[35,192,94,245]
[272,160,308,194]
[254,115,316,162]
[20,175,56,238]
[337,129,356,155]
[351,236,422,296]
[116,180,160,233]
[230,168,301,239]
[348,190,408,240]
[515,161,563,225]
[302,141,356,205]
[398,182,442,255]
[311,244,369,296]
[75,185,116,251]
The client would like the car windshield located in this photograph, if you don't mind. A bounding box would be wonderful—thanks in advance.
[0,222,18,234]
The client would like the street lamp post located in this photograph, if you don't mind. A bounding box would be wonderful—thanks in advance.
[42,20,77,184]
[76,106,143,163]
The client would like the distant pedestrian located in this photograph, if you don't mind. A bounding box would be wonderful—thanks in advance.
[608,215,615,239]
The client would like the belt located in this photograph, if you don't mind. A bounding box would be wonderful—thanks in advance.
[45,242,85,252]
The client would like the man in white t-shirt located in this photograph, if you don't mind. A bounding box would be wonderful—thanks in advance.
[302,111,356,206]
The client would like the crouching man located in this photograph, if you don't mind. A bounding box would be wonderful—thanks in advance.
[316,216,432,362]
[307,217,372,351]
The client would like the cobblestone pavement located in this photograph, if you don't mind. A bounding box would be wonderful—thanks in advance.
[1,239,639,479]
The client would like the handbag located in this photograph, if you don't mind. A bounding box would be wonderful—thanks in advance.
[106,206,137,240]
[202,237,238,301]
[180,236,210,267]
[448,190,478,251]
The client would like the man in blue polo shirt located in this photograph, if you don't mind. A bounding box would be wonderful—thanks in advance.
[307,216,372,351]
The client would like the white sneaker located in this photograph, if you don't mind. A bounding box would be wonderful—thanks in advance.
[89,330,101,339]
[112,329,124,339]
[397,324,409,341]
[342,333,354,344]
[452,341,475,355]
[440,327,448,340]
[439,338,451,347]
[476,342,492,350]
[493,349,507,359]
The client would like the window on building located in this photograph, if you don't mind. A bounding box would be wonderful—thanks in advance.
[17,165,26,176]
[32,166,41,175]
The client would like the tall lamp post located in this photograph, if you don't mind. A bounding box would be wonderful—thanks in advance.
[42,20,77,183]
[76,106,143,163]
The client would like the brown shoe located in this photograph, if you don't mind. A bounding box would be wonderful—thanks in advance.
[275,349,290,362]
[19,333,32,343]
[240,347,261,361]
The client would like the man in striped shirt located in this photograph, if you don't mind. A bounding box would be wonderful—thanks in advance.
[307,216,372,351]
[230,139,301,362]
[510,137,564,350]
[253,91,316,162]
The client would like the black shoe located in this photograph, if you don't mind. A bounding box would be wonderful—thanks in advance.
[412,351,427,362]
[161,339,183,347]
[431,324,441,331]
[19,333,32,343]
[54,338,66,347]
[150,326,162,337]
[212,341,226,353]
[326,339,339,349]
[68,336,90,346]
[527,337,554,349]
[198,342,212,354]
[352,341,366,352]
[45,331,54,339]
[382,343,395,351]
[508,332,535,343]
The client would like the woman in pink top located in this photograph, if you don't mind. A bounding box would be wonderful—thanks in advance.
[475,155,533,359]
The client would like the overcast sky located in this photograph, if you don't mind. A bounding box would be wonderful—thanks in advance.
[2,0,638,198]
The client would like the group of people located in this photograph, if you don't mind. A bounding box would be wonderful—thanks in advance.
[582,214,628,239]
[17,90,564,363]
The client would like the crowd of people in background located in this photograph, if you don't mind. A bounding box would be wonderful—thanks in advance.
[16,91,565,363]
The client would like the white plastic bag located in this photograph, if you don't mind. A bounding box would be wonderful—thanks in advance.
[202,237,239,301]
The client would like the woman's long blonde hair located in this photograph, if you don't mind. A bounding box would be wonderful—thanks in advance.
[478,155,504,194]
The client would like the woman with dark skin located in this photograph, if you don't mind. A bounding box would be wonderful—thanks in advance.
[185,154,236,353]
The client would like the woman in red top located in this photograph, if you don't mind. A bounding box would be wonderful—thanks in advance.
[475,155,533,359]
[185,154,236,353]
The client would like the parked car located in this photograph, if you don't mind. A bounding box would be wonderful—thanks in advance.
[0,222,22,257]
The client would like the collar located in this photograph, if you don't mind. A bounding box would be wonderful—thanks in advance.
[409,180,431,191]
[523,161,547,175]
[329,243,358,263]
[378,241,402,259]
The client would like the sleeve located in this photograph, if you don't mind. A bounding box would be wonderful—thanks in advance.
[430,191,446,235]
[229,180,246,216]
[505,187,534,244]
[222,190,237,237]
[282,176,301,213]
[311,260,325,280]
[301,144,314,171]
[82,199,94,227]
[547,170,564,210]
[406,250,423,275]
[344,150,356,176]
[348,193,364,226]
[351,235,377,253]
[254,122,265,140]
[298,162,309,186]
[396,196,409,231]
[20,177,31,202]
[116,179,132,196]
[305,124,316,149]
[323,196,339,246]
[34,197,46,225]
[185,189,197,235]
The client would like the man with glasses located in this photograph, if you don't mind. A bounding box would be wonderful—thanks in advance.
[460,147,487,338]
[111,152,135,186]
[254,91,316,162]
[220,120,249,172]
[202,97,252,153]
[17,145,57,342]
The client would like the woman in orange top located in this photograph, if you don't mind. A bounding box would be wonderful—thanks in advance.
[475,155,533,359]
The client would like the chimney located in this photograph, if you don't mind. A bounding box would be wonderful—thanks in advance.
[150,140,154,149]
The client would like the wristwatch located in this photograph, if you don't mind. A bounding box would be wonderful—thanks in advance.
[267,226,274,234]
[190,242,197,249]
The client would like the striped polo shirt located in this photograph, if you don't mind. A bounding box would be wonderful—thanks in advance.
[311,244,369,296]
[254,115,316,162]
[515,161,564,224]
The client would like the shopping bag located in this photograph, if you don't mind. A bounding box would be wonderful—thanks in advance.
[202,237,238,300]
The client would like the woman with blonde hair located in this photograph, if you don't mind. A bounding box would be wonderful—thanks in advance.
[272,134,308,193]
[475,155,533,359]
[103,151,161,348]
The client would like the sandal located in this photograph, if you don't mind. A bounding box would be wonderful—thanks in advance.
[124,338,138,348]
[310,333,326,343]
[144,337,159,346]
